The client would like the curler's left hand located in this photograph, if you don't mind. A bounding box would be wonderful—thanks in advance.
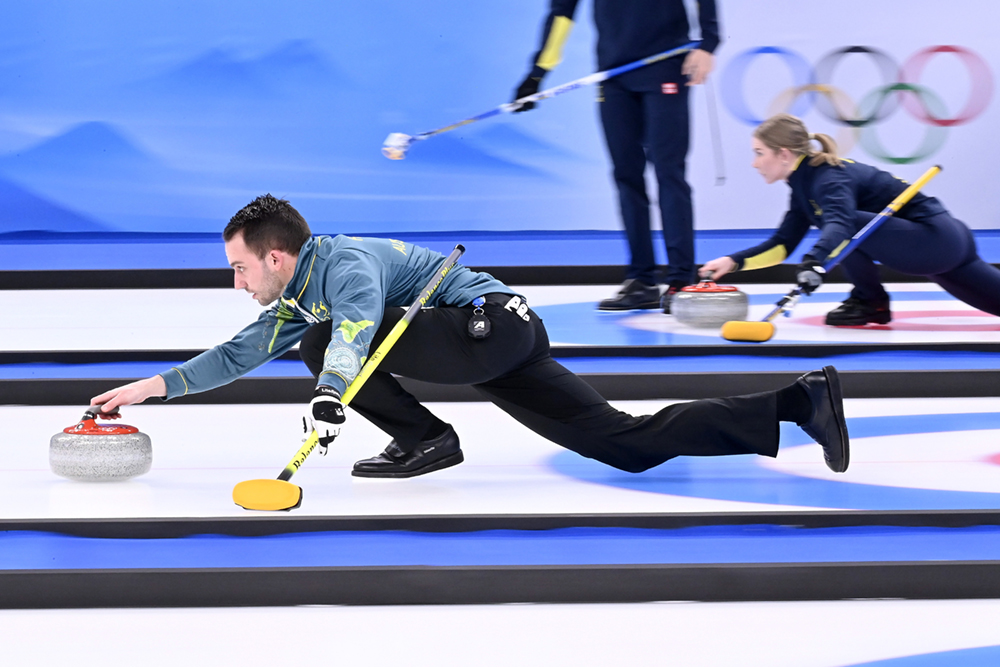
[310,386,346,453]
[796,259,826,295]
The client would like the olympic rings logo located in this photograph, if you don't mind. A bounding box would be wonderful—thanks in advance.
[720,46,994,164]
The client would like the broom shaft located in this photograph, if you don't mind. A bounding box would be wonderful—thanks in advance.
[277,245,466,481]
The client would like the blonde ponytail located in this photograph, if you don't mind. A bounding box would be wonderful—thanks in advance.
[754,114,841,167]
[808,132,840,167]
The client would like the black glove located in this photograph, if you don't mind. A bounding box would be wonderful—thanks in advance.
[796,259,826,295]
[310,386,346,453]
[512,74,543,112]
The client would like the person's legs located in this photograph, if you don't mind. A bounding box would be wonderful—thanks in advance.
[475,357,780,472]
[334,294,546,476]
[925,221,1000,316]
[933,259,1000,316]
[299,318,446,450]
[835,211,1000,317]
[826,248,892,326]
[475,357,849,474]
[858,212,969,275]
[597,78,660,309]
[316,299,850,476]
[838,250,890,303]
[644,60,695,289]
[824,211,979,325]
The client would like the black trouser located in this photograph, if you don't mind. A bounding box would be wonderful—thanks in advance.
[599,58,694,286]
[299,294,779,473]
[840,211,1000,316]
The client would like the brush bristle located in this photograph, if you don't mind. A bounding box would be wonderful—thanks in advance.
[233,479,302,511]
[721,321,775,342]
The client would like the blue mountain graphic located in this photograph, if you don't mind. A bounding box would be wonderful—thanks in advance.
[160,49,270,97]
[0,121,162,174]
[0,177,108,233]
[133,40,350,100]
[256,40,353,89]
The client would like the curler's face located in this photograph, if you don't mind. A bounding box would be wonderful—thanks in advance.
[751,137,795,184]
[226,232,287,306]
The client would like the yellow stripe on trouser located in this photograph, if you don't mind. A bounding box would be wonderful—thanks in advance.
[536,16,574,70]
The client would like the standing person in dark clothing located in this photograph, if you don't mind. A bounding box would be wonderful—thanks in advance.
[93,194,851,480]
[513,0,720,313]
[701,113,1000,326]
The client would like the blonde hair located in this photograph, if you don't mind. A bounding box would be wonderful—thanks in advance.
[753,113,840,167]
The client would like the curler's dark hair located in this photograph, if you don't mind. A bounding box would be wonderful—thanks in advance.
[223,194,312,258]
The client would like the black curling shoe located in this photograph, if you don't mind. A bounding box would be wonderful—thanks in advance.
[825,297,892,326]
[352,425,463,478]
[796,366,850,473]
[597,279,661,311]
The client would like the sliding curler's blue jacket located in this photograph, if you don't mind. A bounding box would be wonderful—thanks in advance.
[729,157,949,271]
[160,236,511,399]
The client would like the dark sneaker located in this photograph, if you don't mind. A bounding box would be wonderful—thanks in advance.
[660,281,691,314]
[597,279,661,311]
[796,366,850,473]
[352,425,463,478]
[825,297,892,326]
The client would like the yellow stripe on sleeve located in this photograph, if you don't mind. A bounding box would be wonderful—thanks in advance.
[741,245,788,271]
[536,16,574,71]
[168,367,190,395]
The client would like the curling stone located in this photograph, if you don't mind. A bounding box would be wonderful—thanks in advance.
[672,281,749,328]
[50,409,151,482]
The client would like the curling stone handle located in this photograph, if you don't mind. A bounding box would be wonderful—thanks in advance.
[82,405,121,421]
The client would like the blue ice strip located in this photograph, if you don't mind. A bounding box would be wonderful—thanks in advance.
[848,645,1000,666]
[0,360,310,379]
[1,525,998,571]
[743,290,960,304]
[1,351,997,380]
[557,351,1000,373]
[0,229,806,270]
[5,229,1000,270]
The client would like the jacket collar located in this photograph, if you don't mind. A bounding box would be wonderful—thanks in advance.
[283,236,321,302]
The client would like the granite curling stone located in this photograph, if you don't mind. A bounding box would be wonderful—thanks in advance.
[672,281,749,328]
[50,409,152,481]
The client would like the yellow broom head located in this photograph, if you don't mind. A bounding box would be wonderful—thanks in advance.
[232,479,303,511]
[721,320,776,342]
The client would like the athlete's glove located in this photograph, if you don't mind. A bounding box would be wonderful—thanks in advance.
[512,74,544,112]
[796,259,826,295]
[310,386,346,454]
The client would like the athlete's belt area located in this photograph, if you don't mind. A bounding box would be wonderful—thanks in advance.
[467,296,491,339]
[466,293,530,340]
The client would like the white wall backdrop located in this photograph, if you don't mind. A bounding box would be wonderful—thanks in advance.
[688,1,997,230]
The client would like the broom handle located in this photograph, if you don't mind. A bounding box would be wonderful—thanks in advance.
[277,245,466,481]
[761,165,942,323]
